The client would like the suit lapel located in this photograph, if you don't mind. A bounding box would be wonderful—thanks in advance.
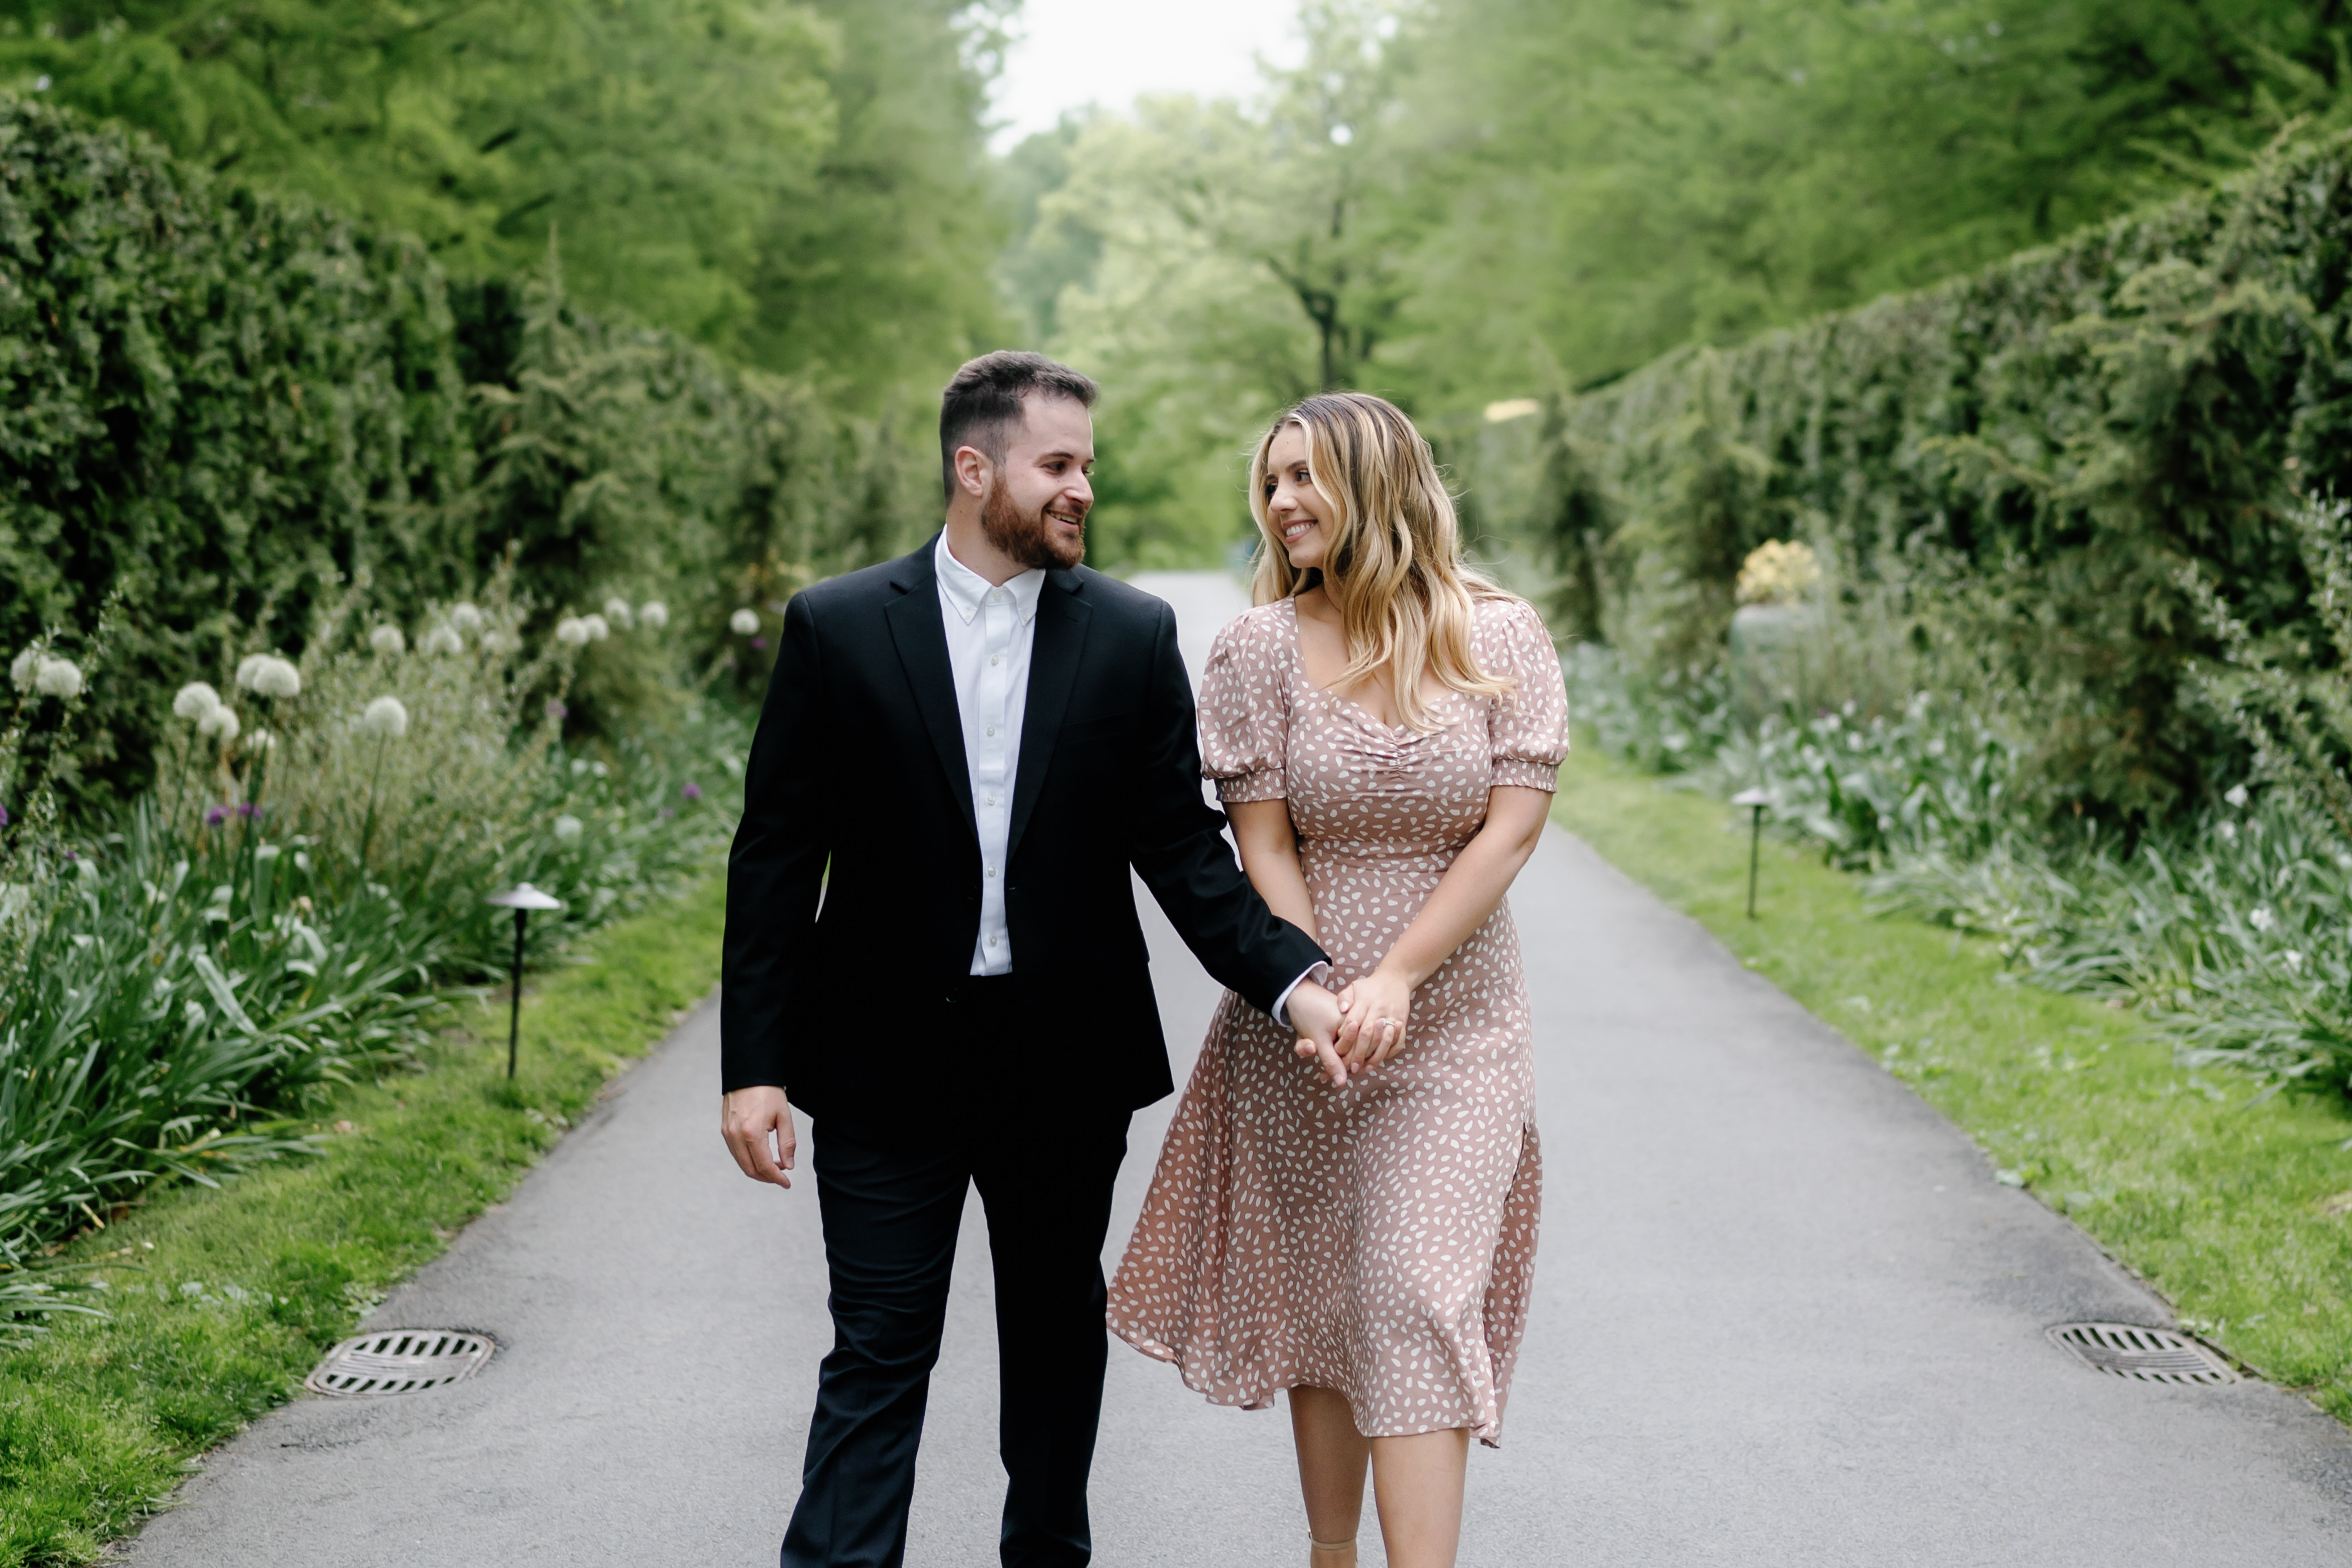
[882,541,980,850]
[1007,571,1091,861]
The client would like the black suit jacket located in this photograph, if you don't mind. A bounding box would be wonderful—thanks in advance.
[720,535,1327,1122]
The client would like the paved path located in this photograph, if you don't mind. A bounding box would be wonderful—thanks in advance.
[132,573,2352,1566]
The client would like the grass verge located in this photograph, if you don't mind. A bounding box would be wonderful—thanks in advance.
[0,873,727,1568]
[1551,741,2352,1420]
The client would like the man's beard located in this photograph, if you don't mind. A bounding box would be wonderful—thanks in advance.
[981,479,1084,570]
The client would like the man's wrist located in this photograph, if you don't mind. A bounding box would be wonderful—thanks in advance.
[1272,961,1336,1029]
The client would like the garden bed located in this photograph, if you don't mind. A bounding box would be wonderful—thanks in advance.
[1550,741,2352,1423]
[0,874,726,1568]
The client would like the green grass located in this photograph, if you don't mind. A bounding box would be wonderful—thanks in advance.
[1552,741,2352,1420]
[0,873,728,1568]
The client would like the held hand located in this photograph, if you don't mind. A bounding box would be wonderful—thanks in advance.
[1337,966,1412,1070]
[1285,980,1352,1088]
[720,1085,797,1189]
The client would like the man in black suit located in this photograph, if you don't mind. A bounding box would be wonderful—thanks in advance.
[720,352,1347,1568]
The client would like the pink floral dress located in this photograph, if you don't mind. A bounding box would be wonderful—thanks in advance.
[1107,593,1568,1445]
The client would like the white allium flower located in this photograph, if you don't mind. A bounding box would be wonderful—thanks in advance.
[9,647,38,691]
[250,657,301,698]
[2225,784,2250,808]
[173,682,223,720]
[236,653,269,689]
[554,617,591,647]
[33,657,83,699]
[448,603,485,633]
[602,597,634,629]
[361,695,410,739]
[369,624,406,656]
[244,728,276,753]
[554,813,584,840]
[638,601,669,630]
[198,705,241,742]
[2250,906,2276,932]
[582,614,611,641]
[420,624,464,656]
[730,608,760,636]
[2218,820,2238,842]
[479,628,519,654]
[2285,950,2306,974]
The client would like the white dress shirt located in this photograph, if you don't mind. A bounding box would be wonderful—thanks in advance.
[936,534,1045,975]
[933,534,1321,1017]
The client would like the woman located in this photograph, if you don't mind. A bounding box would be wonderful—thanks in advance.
[1107,392,1567,1568]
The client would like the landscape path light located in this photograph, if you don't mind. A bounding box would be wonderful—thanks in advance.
[1730,787,1775,919]
[486,883,564,1080]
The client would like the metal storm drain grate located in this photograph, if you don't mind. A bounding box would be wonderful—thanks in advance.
[2047,1322,2239,1385]
[305,1329,497,1397]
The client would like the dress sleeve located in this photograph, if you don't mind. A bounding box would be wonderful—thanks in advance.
[1483,598,1569,792]
[1199,611,1289,804]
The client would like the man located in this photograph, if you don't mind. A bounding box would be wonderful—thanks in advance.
[720,351,1348,1568]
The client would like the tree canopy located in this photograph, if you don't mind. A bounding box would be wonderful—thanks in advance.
[1005,0,2352,566]
[2,0,1007,400]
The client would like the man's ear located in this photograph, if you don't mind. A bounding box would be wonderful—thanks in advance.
[953,444,992,501]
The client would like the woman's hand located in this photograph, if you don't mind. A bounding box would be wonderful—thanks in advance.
[1336,966,1413,1070]
[1287,980,1353,1087]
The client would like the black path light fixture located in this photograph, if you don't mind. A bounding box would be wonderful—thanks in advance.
[486,882,564,1079]
[1731,787,1774,919]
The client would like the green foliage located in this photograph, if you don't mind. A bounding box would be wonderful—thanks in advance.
[1553,128,2352,819]
[0,97,933,808]
[742,0,1012,403]
[1395,0,2352,400]
[0,0,838,354]
[0,575,741,1319]
[0,873,728,1565]
[1005,0,1412,568]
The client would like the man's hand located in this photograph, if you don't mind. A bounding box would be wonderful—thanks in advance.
[721,1085,797,1189]
[1286,980,1353,1087]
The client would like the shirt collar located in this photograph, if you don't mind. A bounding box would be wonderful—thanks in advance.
[935,532,1045,626]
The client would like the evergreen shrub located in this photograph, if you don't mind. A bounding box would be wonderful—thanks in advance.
[0,96,920,808]
[1551,129,2352,821]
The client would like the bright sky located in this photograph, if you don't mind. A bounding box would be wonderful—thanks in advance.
[990,0,1307,150]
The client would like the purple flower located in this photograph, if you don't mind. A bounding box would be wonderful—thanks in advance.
[0,804,9,828]
[238,801,263,820]
[205,805,229,828]
[750,636,769,651]
[681,782,702,802]
[545,699,568,720]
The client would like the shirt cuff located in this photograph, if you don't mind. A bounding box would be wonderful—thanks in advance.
[1271,961,1334,1029]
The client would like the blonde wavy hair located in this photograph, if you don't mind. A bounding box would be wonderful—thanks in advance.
[1248,392,1514,730]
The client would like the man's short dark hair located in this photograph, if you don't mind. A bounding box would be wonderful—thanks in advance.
[939,351,1099,500]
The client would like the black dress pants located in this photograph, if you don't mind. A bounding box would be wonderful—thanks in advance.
[780,1004,1130,1568]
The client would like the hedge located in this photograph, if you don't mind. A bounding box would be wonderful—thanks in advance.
[0,96,920,807]
[1549,128,2352,821]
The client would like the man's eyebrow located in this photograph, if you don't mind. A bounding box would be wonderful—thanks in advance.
[1036,446,1094,463]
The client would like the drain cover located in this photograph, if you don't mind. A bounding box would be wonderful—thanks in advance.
[305,1329,496,1397]
[2047,1323,2239,1385]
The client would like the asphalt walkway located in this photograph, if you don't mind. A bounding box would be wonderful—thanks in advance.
[131,573,2352,1566]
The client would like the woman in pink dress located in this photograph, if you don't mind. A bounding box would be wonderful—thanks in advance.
[1107,393,1567,1568]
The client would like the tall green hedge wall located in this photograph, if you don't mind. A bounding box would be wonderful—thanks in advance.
[1553,129,2352,820]
[0,96,918,804]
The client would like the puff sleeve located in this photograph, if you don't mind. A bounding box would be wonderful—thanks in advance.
[1481,597,1569,792]
[1198,607,1290,804]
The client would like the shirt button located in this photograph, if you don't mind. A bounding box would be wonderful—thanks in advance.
[985,793,998,806]
[988,935,1000,947]
[985,725,995,737]
[990,655,999,666]
[986,866,997,878]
